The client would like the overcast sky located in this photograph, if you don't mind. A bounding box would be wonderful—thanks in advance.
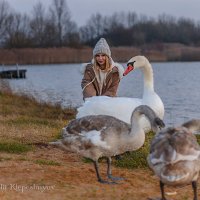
[5,0,200,26]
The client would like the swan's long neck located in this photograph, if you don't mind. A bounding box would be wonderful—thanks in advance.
[142,60,154,93]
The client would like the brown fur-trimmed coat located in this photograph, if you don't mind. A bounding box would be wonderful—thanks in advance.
[81,63,122,99]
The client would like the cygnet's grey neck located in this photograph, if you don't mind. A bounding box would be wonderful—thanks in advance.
[130,112,143,135]
[127,112,145,149]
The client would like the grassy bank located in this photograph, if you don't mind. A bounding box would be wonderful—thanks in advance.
[0,89,156,169]
[1,89,200,170]
[0,90,76,153]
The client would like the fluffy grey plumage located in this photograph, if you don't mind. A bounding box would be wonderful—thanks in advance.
[51,105,164,184]
[148,119,200,200]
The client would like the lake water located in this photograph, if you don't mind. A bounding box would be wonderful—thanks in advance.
[1,62,200,127]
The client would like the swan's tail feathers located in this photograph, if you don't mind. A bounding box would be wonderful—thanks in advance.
[49,140,72,152]
[114,62,125,79]
[79,63,89,74]
[182,119,200,134]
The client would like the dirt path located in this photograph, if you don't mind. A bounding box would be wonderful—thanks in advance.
[0,147,196,200]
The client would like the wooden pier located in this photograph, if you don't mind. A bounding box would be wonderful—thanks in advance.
[0,64,27,79]
[0,69,27,79]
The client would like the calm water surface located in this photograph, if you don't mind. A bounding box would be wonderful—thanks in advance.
[1,62,200,126]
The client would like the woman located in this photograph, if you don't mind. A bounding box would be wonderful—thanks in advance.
[81,38,124,100]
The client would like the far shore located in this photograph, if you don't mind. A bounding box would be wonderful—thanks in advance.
[1,43,200,65]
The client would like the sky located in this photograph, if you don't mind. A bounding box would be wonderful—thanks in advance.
[5,0,200,26]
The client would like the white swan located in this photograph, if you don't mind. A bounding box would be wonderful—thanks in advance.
[77,56,164,127]
[147,119,200,200]
[50,105,164,184]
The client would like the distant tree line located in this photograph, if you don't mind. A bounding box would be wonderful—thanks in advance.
[0,0,200,49]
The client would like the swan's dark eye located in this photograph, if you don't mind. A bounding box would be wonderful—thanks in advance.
[127,61,135,67]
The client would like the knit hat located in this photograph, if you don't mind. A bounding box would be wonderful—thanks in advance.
[93,38,111,58]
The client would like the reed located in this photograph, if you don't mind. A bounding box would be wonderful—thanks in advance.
[1,44,200,65]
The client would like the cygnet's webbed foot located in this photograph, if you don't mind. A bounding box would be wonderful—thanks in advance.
[94,160,118,184]
[107,174,125,181]
[106,157,125,181]
[98,178,118,184]
[147,198,167,200]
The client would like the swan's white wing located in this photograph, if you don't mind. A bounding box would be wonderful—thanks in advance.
[76,96,142,124]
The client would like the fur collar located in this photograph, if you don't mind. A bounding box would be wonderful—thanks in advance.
[80,58,124,79]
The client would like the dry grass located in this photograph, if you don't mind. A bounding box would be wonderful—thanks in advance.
[0,90,76,146]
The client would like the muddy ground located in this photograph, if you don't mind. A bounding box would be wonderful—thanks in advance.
[0,146,197,200]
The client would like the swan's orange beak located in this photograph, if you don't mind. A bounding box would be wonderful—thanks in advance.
[123,65,134,76]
